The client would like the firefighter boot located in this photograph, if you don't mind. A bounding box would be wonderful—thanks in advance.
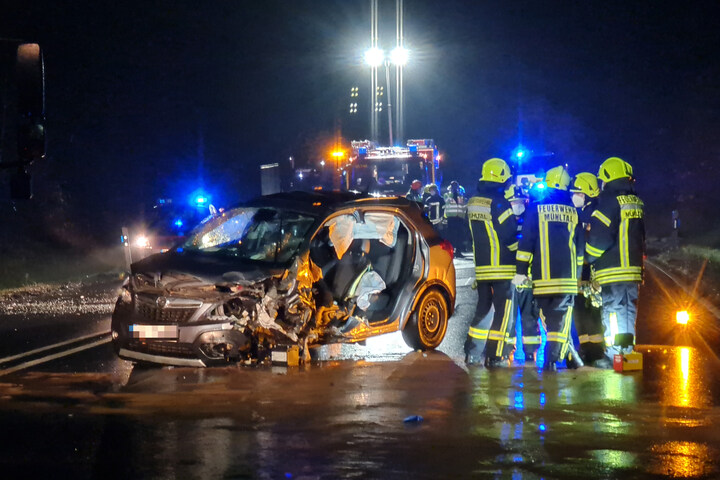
[565,343,585,369]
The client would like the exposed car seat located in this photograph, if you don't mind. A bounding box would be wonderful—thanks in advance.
[364,226,410,320]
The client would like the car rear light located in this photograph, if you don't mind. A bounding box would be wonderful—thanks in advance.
[440,239,454,257]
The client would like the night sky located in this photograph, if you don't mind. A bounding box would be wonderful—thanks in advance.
[1,0,719,245]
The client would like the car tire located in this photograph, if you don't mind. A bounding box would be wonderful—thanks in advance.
[402,288,449,350]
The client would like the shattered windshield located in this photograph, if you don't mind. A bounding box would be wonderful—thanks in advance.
[180,207,317,264]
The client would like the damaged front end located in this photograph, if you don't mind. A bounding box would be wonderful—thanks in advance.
[112,246,348,366]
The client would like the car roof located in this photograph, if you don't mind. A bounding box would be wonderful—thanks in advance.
[244,191,423,216]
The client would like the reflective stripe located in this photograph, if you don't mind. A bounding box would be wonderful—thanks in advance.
[468,326,488,340]
[532,279,578,295]
[507,241,519,252]
[579,333,604,344]
[485,221,500,265]
[585,243,605,258]
[594,266,642,285]
[522,335,542,345]
[517,250,533,262]
[592,210,612,227]
[619,217,629,267]
[498,208,513,224]
[568,224,577,280]
[475,265,515,281]
[577,256,584,266]
[495,298,513,357]
[606,312,619,346]
[539,217,550,280]
[559,306,573,359]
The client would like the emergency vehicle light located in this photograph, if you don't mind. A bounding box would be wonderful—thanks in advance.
[676,310,690,325]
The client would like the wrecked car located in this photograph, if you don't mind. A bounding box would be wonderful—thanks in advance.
[111,191,456,367]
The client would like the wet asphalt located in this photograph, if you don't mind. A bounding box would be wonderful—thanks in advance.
[0,258,719,479]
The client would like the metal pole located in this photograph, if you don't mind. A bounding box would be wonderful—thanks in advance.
[370,0,379,142]
[396,0,404,144]
[385,61,393,146]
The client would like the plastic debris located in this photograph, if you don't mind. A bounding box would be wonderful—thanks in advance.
[403,415,424,423]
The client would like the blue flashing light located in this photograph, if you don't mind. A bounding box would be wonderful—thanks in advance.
[176,247,184,253]
[174,218,184,228]
[409,145,418,153]
[358,146,367,155]
[535,182,546,190]
[195,195,208,205]
[539,423,547,432]
[540,392,546,406]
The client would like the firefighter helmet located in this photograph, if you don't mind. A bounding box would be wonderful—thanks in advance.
[545,166,571,190]
[410,179,422,190]
[424,183,438,194]
[570,172,600,198]
[480,158,511,183]
[598,157,633,183]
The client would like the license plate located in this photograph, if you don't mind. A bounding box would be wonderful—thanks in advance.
[130,324,178,339]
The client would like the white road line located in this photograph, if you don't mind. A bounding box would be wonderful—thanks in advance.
[0,336,111,377]
[0,331,110,364]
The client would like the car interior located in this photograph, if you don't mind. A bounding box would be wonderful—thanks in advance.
[309,212,415,324]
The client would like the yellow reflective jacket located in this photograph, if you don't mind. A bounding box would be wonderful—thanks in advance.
[468,182,518,282]
[586,178,645,285]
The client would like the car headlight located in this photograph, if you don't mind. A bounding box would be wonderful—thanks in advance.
[119,287,132,304]
[134,235,150,248]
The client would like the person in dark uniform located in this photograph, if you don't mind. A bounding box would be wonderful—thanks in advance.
[464,158,518,367]
[585,157,645,367]
[569,172,607,367]
[514,166,585,371]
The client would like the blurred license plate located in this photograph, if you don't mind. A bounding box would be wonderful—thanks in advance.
[130,324,178,339]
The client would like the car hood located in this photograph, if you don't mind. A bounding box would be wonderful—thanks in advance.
[131,251,285,285]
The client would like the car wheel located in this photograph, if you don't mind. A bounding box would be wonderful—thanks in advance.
[402,289,448,350]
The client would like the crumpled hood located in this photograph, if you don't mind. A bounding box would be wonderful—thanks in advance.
[131,251,284,285]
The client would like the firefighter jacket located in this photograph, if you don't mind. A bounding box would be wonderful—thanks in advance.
[514,210,533,290]
[424,193,445,225]
[586,178,645,285]
[468,182,518,281]
[578,199,597,282]
[516,189,584,295]
[443,188,467,218]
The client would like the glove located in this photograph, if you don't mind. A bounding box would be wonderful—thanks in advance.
[512,274,528,286]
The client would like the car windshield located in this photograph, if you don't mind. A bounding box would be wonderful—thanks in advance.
[180,206,317,264]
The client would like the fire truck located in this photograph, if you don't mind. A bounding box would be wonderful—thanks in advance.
[343,139,441,196]
[259,139,441,197]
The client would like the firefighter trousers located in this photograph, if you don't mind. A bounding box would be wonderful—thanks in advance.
[464,280,516,361]
[601,282,640,357]
[574,292,605,362]
[536,295,574,366]
[516,287,542,359]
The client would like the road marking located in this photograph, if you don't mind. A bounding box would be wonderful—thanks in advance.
[0,331,110,364]
[0,333,111,377]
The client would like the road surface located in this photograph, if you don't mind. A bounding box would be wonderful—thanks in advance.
[0,260,719,479]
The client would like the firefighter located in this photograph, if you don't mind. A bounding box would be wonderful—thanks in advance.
[406,179,423,202]
[423,183,446,231]
[444,181,468,258]
[505,185,543,363]
[569,172,607,366]
[464,158,518,367]
[585,157,645,366]
[514,166,585,371]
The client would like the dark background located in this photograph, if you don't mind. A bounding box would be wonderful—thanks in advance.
[1,0,719,259]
